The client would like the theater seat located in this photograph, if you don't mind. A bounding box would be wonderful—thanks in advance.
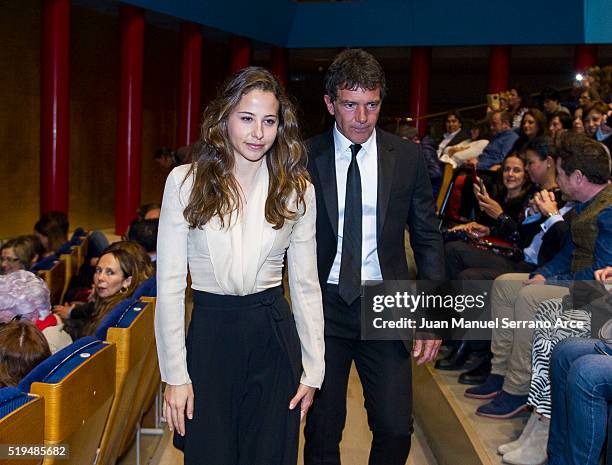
[0,387,45,465]
[95,299,155,465]
[117,297,161,458]
[131,275,157,300]
[37,259,66,305]
[18,337,116,465]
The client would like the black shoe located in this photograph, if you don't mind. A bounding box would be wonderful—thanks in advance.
[458,356,492,385]
[435,341,471,370]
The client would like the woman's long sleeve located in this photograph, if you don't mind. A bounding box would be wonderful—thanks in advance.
[286,186,325,389]
[155,167,192,386]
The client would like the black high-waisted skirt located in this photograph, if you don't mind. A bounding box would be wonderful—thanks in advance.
[177,286,302,465]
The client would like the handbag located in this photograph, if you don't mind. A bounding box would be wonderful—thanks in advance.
[471,236,520,260]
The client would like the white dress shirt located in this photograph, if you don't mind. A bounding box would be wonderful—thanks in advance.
[327,125,383,284]
[436,128,462,158]
[155,163,325,388]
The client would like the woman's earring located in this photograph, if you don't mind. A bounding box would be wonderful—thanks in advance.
[119,287,128,294]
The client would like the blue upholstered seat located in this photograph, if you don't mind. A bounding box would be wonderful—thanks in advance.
[0,387,35,419]
[94,298,137,340]
[31,254,58,272]
[132,275,157,299]
[17,336,107,393]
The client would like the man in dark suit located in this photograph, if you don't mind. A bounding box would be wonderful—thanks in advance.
[303,49,445,465]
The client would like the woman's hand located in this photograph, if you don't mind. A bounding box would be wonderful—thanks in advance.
[163,383,194,437]
[476,193,504,219]
[594,267,612,285]
[52,303,75,320]
[450,221,479,233]
[533,190,559,217]
[465,223,490,238]
[289,383,317,422]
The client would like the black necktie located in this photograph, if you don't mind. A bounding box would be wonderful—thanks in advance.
[338,143,362,306]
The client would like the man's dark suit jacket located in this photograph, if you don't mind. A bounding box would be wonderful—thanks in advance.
[440,128,471,150]
[306,128,445,293]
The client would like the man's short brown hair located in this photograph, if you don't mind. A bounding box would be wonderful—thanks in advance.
[557,132,611,184]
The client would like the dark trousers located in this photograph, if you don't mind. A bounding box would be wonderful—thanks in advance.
[182,287,301,465]
[444,239,534,281]
[304,286,413,465]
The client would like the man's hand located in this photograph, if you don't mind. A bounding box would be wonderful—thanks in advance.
[533,190,559,217]
[413,338,442,365]
[524,274,546,285]
[289,383,317,422]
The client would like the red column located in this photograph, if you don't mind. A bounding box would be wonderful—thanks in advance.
[409,47,431,138]
[177,21,202,147]
[488,45,511,94]
[230,36,251,74]
[270,47,289,88]
[40,0,70,215]
[574,45,599,73]
[115,5,144,235]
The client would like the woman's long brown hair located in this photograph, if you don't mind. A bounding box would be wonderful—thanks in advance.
[183,66,309,230]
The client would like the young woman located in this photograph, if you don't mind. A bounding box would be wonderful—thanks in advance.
[155,67,325,465]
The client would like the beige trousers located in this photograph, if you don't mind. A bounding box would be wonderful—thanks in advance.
[490,273,569,395]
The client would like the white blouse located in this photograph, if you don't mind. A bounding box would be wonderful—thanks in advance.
[155,163,325,388]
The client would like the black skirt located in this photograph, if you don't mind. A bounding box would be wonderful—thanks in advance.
[176,286,302,465]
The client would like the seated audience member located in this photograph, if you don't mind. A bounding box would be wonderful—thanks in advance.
[465,133,612,418]
[498,266,611,465]
[572,107,585,134]
[436,110,471,158]
[511,108,548,153]
[53,241,153,341]
[154,147,176,169]
[576,86,600,112]
[127,218,159,263]
[136,203,161,221]
[446,138,567,281]
[439,119,490,168]
[508,85,530,129]
[1,236,42,274]
[34,211,68,256]
[467,110,519,170]
[396,123,442,199]
[548,111,573,143]
[0,270,51,324]
[547,334,612,465]
[0,319,51,388]
[540,87,570,119]
[583,101,609,139]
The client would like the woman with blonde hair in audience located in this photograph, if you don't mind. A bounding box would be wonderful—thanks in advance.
[1,235,43,275]
[53,241,153,341]
[0,319,51,388]
[156,66,324,465]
